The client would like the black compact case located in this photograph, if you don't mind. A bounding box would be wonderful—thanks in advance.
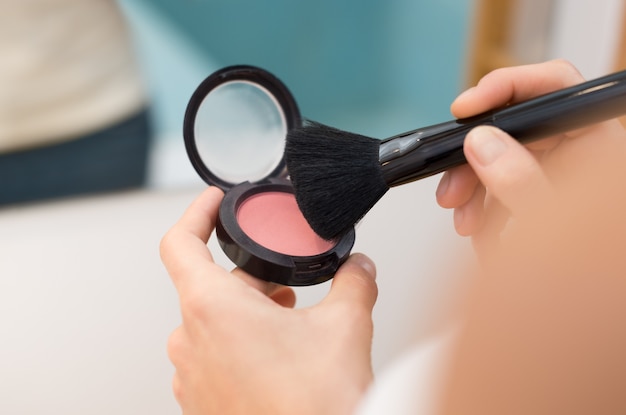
[183,65,355,286]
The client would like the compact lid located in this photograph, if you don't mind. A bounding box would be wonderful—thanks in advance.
[183,65,301,191]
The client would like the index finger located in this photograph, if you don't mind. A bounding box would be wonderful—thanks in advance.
[451,59,585,118]
[160,186,225,291]
[176,186,225,243]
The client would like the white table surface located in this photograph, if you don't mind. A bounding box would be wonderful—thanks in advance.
[0,178,467,414]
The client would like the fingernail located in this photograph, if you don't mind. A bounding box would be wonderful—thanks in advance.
[351,253,376,279]
[436,171,450,199]
[453,206,464,232]
[467,126,507,165]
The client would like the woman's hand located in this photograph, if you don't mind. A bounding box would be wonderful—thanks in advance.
[435,61,626,414]
[160,187,378,415]
[436,59,626,261]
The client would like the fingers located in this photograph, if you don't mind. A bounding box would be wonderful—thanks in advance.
[323,253,378,313]
[231,267,297,308]
[172,186,225,244]
[269,286,297,308]
[161,186,297,307]
[441,60,585,238]
[160,187,225,295]
[167,326,191,372]
[463,126,552,218]
[436,164,480,209]
[453,184,486,236]
[436,164,485,236]
[451,59,585,118]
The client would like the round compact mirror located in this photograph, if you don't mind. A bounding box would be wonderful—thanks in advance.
[184,65,300,190]
[183,65,355,286]
[194,81,285,184]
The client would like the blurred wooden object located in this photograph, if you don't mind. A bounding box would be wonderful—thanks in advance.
[615,4,626,71]
[465,0,518,86]
[615,4,626,126]
[467,0,626,127]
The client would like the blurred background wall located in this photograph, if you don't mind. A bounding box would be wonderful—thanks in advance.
[2,1,625,414]
[119,0,473,188]
[120,0,625,189]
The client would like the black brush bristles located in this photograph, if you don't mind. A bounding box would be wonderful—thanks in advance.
[285,120,389,240]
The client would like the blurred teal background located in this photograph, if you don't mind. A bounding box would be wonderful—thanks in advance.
[120,0,472,185]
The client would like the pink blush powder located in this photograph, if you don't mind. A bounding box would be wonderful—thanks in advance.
[236,191,334,256]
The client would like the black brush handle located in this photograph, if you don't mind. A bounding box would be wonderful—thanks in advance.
[379,69,626,187]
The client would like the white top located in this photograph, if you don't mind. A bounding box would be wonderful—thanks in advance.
[355,331,455,415]
[0,0,146,152]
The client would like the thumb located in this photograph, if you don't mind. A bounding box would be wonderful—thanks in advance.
[464,126,552,218]
[323,253,378,313]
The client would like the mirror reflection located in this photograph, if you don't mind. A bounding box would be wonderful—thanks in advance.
[194,81,287,185]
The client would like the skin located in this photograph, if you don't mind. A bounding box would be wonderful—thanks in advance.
[436,59,626,262]
[162,59,626,414]
[436,60,626,414]
[160,186,378,415]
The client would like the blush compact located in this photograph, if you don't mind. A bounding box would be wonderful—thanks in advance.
[183,65,355,286]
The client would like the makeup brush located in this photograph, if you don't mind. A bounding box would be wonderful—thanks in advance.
[285,69,626,240]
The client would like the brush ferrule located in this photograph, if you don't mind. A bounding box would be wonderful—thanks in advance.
[379,131,423,164]
[379,120,468,187]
